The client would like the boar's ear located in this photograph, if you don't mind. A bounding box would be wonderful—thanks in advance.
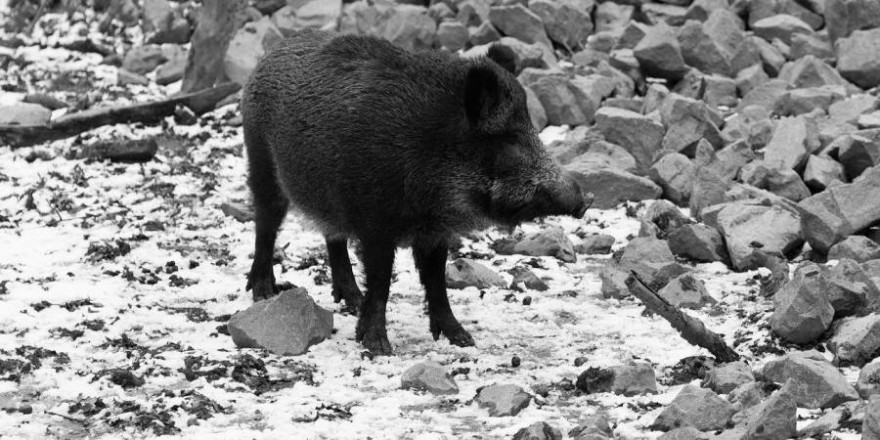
[464,64,514,135]
[487,44,517,75]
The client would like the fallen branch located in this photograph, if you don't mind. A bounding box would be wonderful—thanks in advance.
[625,272,740,363]
[0,82,240,149]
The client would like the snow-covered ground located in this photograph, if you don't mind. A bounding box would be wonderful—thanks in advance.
[0,11,861,440]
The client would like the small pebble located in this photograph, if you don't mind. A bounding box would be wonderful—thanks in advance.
[574,356,589,367]
[18,404,32,414]
[512,356,521,367]
[522,296,532,306]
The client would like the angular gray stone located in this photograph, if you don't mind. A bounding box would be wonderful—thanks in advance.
[469,21,502,46]
[824,0,880,43]
[752,35,787,77]
[600,264,630,299]
[513,421,563,440]
[798,405,850,438]
[228,288,333,355]
[529,0,592,50]
[857,358,880,399]
[521,70,596,126]
[634,22,688,80]
[565,140,639,174]
[488,5,552,50]
[668,224,729,263]
[379,5,437,52]
[738,78,790,112]
[748,0,824,29]
[524,87,547,130]
[658,427,710,440]
[837,133,880,180]
[0,103,51,126]
[476,383,532,416]
[702,361,755,394]
[728,381,768,411]
[658,273,717,309]
[790,32,834,62]
[773,86,846,117]
[827,314,880,367]
[612,361,658,396]
[825,258,878,317]
[770,265,834,344]
[652,384,736,431]
[689,168,729,220]
[595,2,635,34]
[762,350,859,408]
[122,44,167,75]
[594,107,665,173]
[224,17,283,86]
[575,234,615,255]
[763,116,809,170]
[778,55,854,89]
[829,95,879,125]
[401,361,459,395]
[829,236,880,262]
[494,227,577,263]
[660,94,723,156]
[803,154,846,192]
[650,152,695,205]
[798,165,880,253]
[715,201,803,270]
[736,65,770,100]
[753,14,813,45]
[437,21,468,51]
[868,395,880,440]
[446,258,506,290]
[741,379,798,440]
[569,411,613,439]
[677,9,749,77]
[509,266,549,292]
[566,167,662,210]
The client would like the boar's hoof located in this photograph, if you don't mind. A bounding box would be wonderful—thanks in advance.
[430,317,476,348]
[356,315,393,355]
[332,287,364,316]
[248,280,294,302]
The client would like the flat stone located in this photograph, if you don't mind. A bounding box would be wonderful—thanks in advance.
[594,107,665,173]
[762,350,860,408]
[828,314,880,367]
[668,224,729,263]
[829,95,879,125]
[652,384,736,431]
[612,360,658,396]
[401,361,459,395]
[476,383,532,417]
[798,165,880,253]
[575,234,615,255]
[437,21,468,51]
[566,167,662,210]
[798,405,850,438]
[446,258,507,290]
[228,288,333,356]
[753,14,813,45]
[773,86,846,117]
[122,44,167,75]
[739,78,791,114]
[770,265,834,344]
[658,273,717,309]
[702,361,755,394]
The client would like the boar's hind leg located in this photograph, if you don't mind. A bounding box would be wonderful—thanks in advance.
[354,240,395,355]
[325,237,364,314]
[245,134,289,302]
[413,240,476,348]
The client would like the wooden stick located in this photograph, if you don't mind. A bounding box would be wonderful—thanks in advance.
[625,272,740,363]
[0,82,240,149]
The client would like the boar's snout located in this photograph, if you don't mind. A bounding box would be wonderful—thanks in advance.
[536,170,592,219]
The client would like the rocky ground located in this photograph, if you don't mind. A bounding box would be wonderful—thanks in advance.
[2,0,880,439]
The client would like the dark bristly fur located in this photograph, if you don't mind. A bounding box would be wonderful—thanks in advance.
[242,30,589,355]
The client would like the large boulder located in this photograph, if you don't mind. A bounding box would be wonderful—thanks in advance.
[228,288,333,355]
[633,22,688,81]
[828,236,880,262]
[824,0,880,43]
[798,165,880,253]
[770,264,834,344]
[752,14,813,45]
[714,201,803,271]
[650,152,696,205]
[827,314,880,367]
[837,28,880,90]
[657,273,717,309]
[762,350,860,408]
[652,385,736,431]
[739,379,798,440]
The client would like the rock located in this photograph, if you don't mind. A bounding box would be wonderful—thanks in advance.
[122,45,167,75]
[763,116,809,170]
[773,86,846,117]
[513,421,562,440]
[824,0,880,43]
[180,0,246,93]
[594,107,665,173]
[798,405,850,438]
[565,139,639,174]
[748,0,824,28]
[401,361,459,395]
[457,0,489,27]
[668,224,729,263]
[762,350,859,408]
[600,264,630,299]
[738,78,790,113]
[688,167,729,220]
[650,152,695,205]
[728,381,768,410]
[524,88,547,131]
[829,236,880,262]
[469,21,502,46]
[633,22,687,81]
[227,288,333,355]
[437,21,468,51]
[829,95,879,125]
[566,167,662,209]
[0,103,51,126]
[791,32,834,62]
[868,395,880,440]
[803,154,846,191]
[575,234,615,255]
[446,258,506,290]
[702,362,755,394]
[660,94,723,156]
[521,70,596,126]
[770,265,834,344]
[827,314,880,366]
[509,266,549,292]
[476,383,532,417]
[685,0,730,22]
[825,258,878,317]
[254,0,286,15]
[857,358,880,398]
[740,163,811,202]
[292,0,341,30]
[427,3,454,23]
[658,427,710,440]
[652,384,736,431]
[753,14,813,45]
[740,379,798,440]
[778,54,854,89]
[379,6,437,52]
[711,141,756,183]
[569,411,614,439]
[529,0,592,50]
[155,46,186,86]
[714,201,803,270]
[644,199,692,234]
[595,2,635,35]
[488,5,552,50]
[837,133,880,180]
[860,111,880,129]
[499,37,557,70]
[752,36,787,77]
[224,17,283,86]
[658,273,716,309]
[142,0,190,44]
[494,227,576,263]
[799,165,880,253]
[677,9,750,77]
[578,361,658,396]
[836,28,880,89]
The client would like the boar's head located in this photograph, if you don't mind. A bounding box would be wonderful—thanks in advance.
[464,45,591,227]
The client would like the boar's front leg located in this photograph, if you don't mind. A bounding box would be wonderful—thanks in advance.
[354,240,395,355]
[325,236,364,315]
[413,239,476,348]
